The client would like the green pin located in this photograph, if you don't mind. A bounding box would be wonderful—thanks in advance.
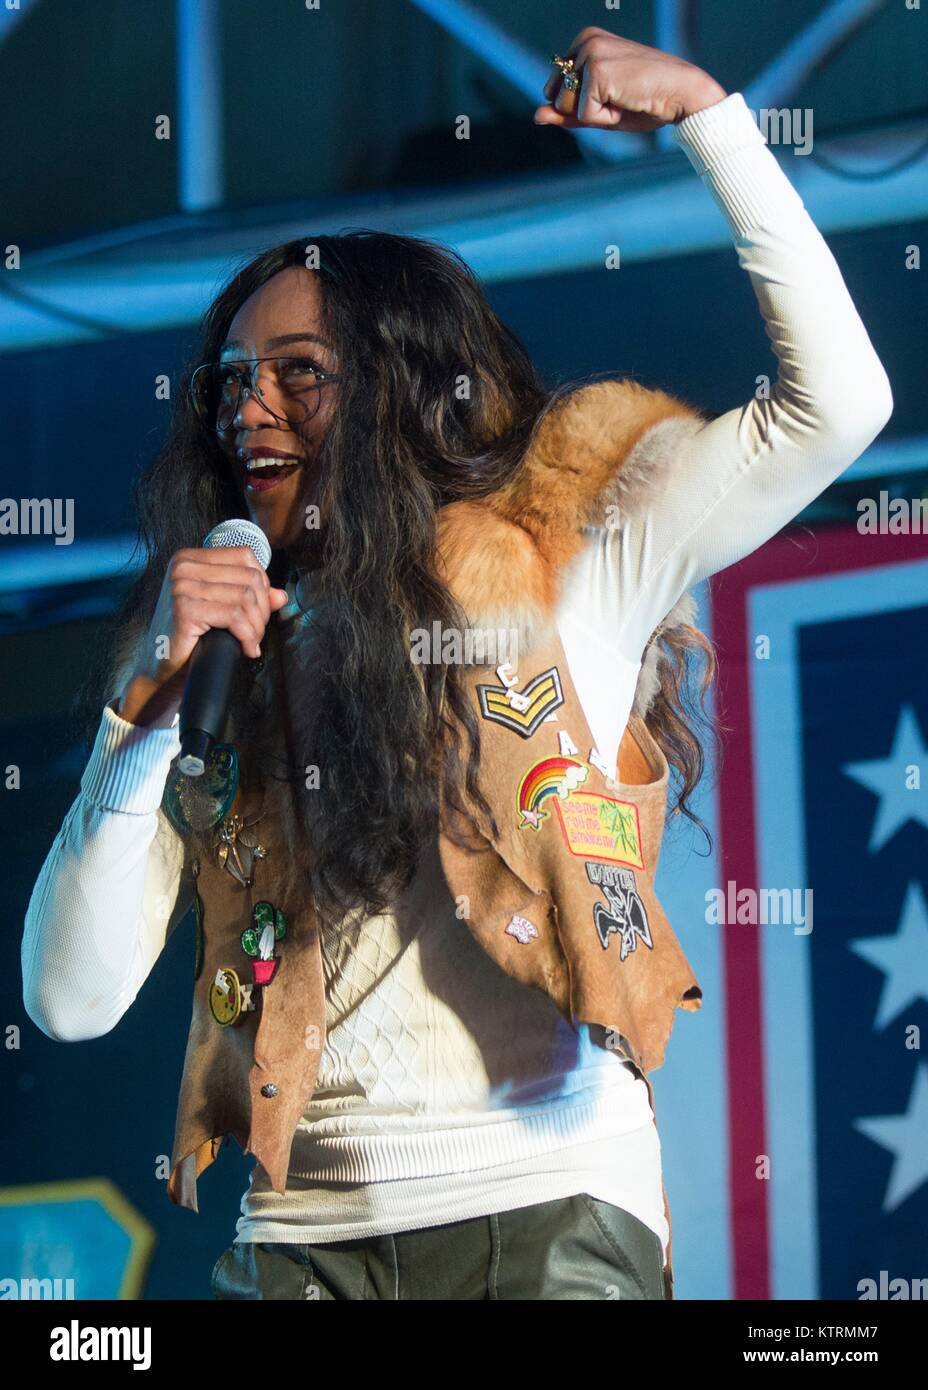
[242,901,287,958]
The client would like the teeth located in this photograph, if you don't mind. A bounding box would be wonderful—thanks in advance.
[245,456,302,471]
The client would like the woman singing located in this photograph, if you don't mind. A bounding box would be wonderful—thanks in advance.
[22,29,892,1301]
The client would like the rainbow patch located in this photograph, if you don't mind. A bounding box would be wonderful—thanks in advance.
[517,757,589,830]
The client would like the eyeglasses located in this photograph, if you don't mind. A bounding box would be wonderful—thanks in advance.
[189,355,342,433]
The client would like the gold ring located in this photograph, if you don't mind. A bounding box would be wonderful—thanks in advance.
[551,53,580,94]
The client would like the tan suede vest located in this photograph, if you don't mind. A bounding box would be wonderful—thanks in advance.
[164,377,711,1300]
[164,620,702,1301]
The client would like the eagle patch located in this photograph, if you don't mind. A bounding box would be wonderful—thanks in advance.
[586,862,653,960]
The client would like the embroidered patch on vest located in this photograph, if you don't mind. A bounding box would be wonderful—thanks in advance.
[517,751,647,869]
[554,789,646,870]
[241,900,287,987]
[477,665,564,738]
[505,913,539,944]
[585,862,653,959]
[517,755,588,828]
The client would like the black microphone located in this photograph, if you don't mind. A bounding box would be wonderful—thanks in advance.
[178,518,273,777]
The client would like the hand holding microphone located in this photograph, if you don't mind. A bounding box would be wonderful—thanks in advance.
[116,520,290,769]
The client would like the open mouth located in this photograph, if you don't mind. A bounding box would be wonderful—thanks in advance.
[244,457,303,492]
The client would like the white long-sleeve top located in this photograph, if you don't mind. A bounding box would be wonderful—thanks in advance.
[21,93,893,1261]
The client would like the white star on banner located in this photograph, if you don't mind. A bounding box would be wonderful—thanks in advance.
[850,881,928,1030]
[854,1065,928,1212]
[841,705,928,853]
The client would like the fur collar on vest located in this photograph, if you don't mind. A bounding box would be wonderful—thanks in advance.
[434,377,708,714]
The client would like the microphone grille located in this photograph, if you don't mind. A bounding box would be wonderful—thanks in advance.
[202,518,272,571]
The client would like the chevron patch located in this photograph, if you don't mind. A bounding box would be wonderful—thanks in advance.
[476,666,564,738]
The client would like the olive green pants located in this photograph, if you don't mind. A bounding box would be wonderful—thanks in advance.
[211,1194,667,1300]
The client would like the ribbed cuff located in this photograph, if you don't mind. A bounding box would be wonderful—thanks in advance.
[672,90,807,237]
[80,702,181,815]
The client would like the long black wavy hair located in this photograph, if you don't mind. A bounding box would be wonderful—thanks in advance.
[78,230,719,930]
